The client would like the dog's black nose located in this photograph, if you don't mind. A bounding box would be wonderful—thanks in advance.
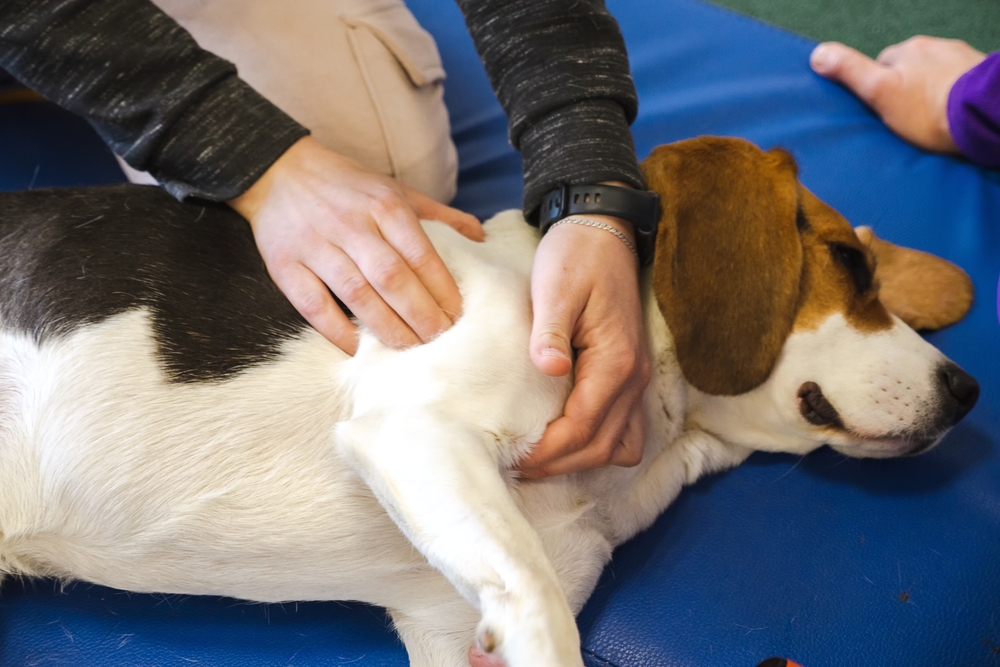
[938,362,979,422]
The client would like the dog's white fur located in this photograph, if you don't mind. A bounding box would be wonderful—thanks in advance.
[0,209,960,666]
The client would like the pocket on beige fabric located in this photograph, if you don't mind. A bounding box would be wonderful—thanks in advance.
[131,0,458,204]
[342,4,457,203]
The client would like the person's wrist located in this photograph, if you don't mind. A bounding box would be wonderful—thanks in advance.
[540,180,638,246]
[543,212,640,268]
[227,136,321,225]
[939,111,959,154]
[228,141,295,223]
[596,181,637,242]
[943,52,988,155]
[940,72,970,153]
[556,214,637,244]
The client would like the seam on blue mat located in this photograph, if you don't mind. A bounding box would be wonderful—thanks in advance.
[686,0,819,48]
[583,647,622,667]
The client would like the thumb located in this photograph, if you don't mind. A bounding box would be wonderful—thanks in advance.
[810,41,897,108]
[530,298,575,377]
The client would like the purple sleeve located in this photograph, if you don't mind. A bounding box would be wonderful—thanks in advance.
[947,52,1000,170]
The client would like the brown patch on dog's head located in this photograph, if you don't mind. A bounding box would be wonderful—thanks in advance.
[642,137,976,397]
[786,190,973,335]
[642,137,804,395]
[790,187,893,334]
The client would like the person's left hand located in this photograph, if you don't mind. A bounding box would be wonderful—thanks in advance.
[517,214,651,478]
[810,36,986,153]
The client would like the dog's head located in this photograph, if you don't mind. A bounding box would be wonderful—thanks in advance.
[642,137,978,458]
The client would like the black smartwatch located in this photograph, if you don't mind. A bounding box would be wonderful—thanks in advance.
[536,183,660,265]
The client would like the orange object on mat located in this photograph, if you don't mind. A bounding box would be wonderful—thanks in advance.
[755,659,804,667]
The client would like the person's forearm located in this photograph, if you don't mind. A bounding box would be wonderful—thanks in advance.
[0,0,307,200]
[456,0,645,219]
[948,51,1000,170]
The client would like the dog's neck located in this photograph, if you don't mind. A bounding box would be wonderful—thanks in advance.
[562,273,752,547]
[638,269,690,456]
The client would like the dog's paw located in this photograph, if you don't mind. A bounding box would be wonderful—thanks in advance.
[469,642,507,667]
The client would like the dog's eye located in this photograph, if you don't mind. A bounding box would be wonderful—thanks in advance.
[828,242,873,294]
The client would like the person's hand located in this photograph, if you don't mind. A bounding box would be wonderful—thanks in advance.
[517,214,651,478]
[810,36,986,153]
[229,136,483,355]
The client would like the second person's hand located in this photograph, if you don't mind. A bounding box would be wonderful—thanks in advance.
[810,36,986,153]
[229,136,483,354]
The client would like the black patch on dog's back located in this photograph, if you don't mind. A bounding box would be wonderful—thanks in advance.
[0,184,311,382]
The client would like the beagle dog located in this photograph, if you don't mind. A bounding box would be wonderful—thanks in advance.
[0,137,978,667]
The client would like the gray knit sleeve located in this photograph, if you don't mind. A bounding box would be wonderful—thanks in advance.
[0,0,308,201]
[456,0,646,219]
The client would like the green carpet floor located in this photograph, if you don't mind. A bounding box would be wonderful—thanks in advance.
[708,0,999,57]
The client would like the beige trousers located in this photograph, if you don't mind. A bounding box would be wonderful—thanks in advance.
[122,0,458,204]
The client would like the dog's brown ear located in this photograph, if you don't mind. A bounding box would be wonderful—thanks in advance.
[642,138,804,396]
[855,226,974,330]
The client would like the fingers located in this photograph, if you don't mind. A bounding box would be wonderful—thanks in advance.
[528,274,579,378]
[519,346,646,477]
[231,138,472,353]
[406,187,485,242]
[519,216,650,478]
[520,384,644,478]
[876,35,965,66]
[522,376,626,471]
[305,241,423,348]
[530,322,575,377]
[608,406,645,467]
[307,205,459,347]
[358,203,462,337]
[810,37,985,153]
[810,41,898,108]
[875,41,905,66]
[272,261,361,355]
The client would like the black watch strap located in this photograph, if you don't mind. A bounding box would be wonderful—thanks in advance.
[536,183,660,265]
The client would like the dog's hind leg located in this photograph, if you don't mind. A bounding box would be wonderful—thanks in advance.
[337,409,583,667]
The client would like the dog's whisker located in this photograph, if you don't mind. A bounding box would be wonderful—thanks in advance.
[773,454,807,482]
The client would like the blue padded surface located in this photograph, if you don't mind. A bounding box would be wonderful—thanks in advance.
[0,100,126,191]
[2,0,999,665]
[0,580,406,666]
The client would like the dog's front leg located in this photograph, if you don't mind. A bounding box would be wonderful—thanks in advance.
[337,409,582,667]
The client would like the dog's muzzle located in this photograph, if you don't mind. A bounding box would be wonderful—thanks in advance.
[797,362,979,450]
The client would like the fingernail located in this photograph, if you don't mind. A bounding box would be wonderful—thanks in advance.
[811,43,834,70]
[540,346,569,360]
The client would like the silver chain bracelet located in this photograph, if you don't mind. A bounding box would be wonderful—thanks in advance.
[547,216,639,261]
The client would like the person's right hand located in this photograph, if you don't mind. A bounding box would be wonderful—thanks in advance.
[810,36,986,153]
[229,136,483,355]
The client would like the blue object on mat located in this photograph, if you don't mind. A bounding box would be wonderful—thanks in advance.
[1,0,998,665]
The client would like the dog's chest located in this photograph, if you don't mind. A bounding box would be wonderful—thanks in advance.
[344,214,573,465]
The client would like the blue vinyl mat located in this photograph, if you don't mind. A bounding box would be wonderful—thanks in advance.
[1,0,999,665]
[0,100,125,191]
